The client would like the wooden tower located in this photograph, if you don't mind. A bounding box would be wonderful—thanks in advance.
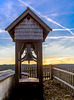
[5,7,52,96]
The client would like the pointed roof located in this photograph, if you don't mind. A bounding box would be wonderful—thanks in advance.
[5,7,52,41]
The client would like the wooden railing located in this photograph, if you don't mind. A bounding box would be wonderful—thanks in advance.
[24,66,50,79]
[24,67,37,78]
[24,65,74,91]
[50,65,74,91]
[43,67,50,79]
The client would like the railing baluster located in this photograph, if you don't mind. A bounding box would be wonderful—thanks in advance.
[52,66,74,91]
[24,65,51,79]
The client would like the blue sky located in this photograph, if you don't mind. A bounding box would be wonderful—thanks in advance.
[0,0,74,64]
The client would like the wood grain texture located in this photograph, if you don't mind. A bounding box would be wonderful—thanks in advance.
[14,17,43,40]
[19,78,39,82]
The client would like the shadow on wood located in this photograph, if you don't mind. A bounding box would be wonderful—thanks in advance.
[8,82,43,100]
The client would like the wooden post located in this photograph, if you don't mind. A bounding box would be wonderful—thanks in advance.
[37,42,43,100]
[37,54,39,78]
[72,69,74,94]
[18,51,21,78]
[34,43,39,78]
[50,65,53,80]
[15,41,23,84]
[37,42,43,83]
[15,41,19,84]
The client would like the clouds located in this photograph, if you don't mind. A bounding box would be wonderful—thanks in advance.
[47,12,74,17]
[0,45,15,64]
[43,35,74,60]
[0,29,6,33]
[0,37,11,40]
[43,57,74,64]
[18,0,74,36]
[0,0,74,64]
[0,30,11,40]
[53,28,74,31]
[46,36,74,39]
[0,0,24,29]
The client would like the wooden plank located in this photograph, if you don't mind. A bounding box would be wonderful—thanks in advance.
[23,66,51,79]
[15,35,43,40]
[15,41,19,84]
[15,41,24,84]
[22,72,29,76]
[15,28,43,33]
[53,75,74,89]
[15,32,43,36]
[30,67,31,77]
[50,65,53,80]
[44,67,46,79]
[53,67,74,75]
[37,42,43,83]
[19,78,39,83]
[14,17,43,40]
[18,51,21,78]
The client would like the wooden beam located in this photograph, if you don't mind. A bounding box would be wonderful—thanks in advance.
[37,42,43,100]
[21,43,26,55]
[18,51,21,79]
[37,42,43,83]
[33,43,39,78]
[15,41,24,84]
[15,41,19,84]
[37,55,39,78]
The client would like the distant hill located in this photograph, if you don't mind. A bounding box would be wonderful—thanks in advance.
[0,64,74,71]
[0,65,15,71]
[0,64,37,71]
[0,64,50,71]
[54,64,74,69]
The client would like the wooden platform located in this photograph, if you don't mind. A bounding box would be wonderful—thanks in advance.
[19,78,39,83]
[9,76,43,100]
[9,79,43,100]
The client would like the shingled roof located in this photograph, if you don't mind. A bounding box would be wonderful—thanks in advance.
[5,7,52,41]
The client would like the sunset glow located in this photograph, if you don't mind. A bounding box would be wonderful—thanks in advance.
[0,0,74,65]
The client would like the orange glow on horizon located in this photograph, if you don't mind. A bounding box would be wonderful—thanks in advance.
[0,57,74,65]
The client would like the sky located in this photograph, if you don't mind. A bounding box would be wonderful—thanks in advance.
[0,0,74,65]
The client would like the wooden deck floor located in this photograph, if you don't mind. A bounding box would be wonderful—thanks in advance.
[9,78,43,100]
[19,78,39,82]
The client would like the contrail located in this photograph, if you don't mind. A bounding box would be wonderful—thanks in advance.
[47,36,74,39]
[18,0,74,35]
[0,29,7,33]
[53,28,74,31]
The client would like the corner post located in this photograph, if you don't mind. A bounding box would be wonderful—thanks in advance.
[15,41,22,85]
[18,51,21,78]
[50,65,53,80]
[15,41,19,84]
[38,41,43,100]
[37,42,43,83]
